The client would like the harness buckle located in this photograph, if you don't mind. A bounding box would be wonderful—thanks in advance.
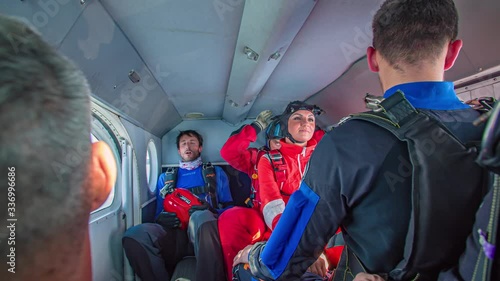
[364,93,385,113]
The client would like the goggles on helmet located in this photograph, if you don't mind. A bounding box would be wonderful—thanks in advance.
[283,101,324,116]
[266,117,285,140]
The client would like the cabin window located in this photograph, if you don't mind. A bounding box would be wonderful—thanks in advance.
[146,140,158,193]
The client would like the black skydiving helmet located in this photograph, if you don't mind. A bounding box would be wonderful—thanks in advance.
[279,101,324,144]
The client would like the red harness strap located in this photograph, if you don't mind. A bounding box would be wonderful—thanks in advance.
[267,149,287,188]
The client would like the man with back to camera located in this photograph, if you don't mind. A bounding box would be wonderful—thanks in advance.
[233,0,488,280]
[123,129,233,281]
[0,14,117,281]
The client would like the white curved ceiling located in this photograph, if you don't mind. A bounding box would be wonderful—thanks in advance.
[2,0,500,135]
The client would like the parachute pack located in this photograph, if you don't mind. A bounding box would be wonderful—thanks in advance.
[159,163,218,229]
[334,91,489,280]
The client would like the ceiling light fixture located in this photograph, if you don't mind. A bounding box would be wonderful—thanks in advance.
[184,112,205,119]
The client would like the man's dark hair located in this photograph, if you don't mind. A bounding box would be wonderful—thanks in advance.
[372,0,459,67]
[0,15,93,268]
[176,130,204,148]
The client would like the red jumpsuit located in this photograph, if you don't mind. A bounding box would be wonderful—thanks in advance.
[258,139,317,229]
[220,124,325,207]
[220,123,323,280]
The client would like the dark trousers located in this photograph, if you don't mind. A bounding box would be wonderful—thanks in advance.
[195,218,226,281]
[123,218,226,281]
[233,264,324,281]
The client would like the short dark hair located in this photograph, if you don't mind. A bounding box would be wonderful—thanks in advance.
[176,130,204,148]
[0,15,93,268]
[372,0,459,67]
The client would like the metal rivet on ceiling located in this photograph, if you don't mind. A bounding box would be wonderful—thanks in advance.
[80,0,86,4]
[268,52,281,61]
[228,99,239,107]
[243,46,259,61]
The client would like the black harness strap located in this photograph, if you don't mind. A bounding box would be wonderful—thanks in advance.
[160,163,222,208]
[335,91,486,280]
[160,167,178,198]
[202,162,219,209]
[189,185,210,196]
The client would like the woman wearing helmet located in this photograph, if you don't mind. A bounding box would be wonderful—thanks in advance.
[259,101,321,231]
[219,101,327,281]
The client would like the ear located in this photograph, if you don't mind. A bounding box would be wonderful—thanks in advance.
[198,145,203,153]
[88,141,117,211]
[444,39,463,71]
[367,46,379,72]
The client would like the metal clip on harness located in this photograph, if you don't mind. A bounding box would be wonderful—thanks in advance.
[365,93,385,112]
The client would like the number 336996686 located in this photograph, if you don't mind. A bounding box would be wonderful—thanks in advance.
[8,167,15,211]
